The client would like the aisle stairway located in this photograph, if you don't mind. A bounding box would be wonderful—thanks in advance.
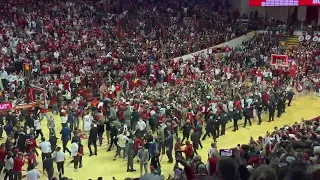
[286,36,300,49]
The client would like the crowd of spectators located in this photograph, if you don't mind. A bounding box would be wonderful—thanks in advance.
[0,0,320,180]
[0,0,249,76]
[160,116,320,180]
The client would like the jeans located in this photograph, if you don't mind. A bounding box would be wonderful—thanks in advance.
[49,128,56,137]
[74,117,80,128]
[41,113,49,121]
[35,129,44,139]
[46,169,54,180]
[108,136,116,151]
[52,104,59,115]
[98,135,103,145]
[42,152,51,162]
[73,156,78,169]
[69,122,74,133]
[0,125,3,138]
[139,162,148,176]
[114,146,126,159]
[127,154,134,170]
[13,171,22,180]
[88,139,97,155]
[4,169,13,180]
[0,162,4,174]
[56,161,64,175]
[62,140,71,154]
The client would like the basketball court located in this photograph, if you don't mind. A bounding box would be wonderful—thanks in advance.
[2,94,319,180]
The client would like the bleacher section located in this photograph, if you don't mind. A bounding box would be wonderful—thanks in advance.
[183,17,196,26]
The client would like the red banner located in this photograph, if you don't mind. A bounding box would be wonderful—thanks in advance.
[0,102,13,111]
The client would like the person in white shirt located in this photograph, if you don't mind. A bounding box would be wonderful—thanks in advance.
[63,91,72,104]
[39,137,51,161]
[1,69,8,87]
[228,100,234,112]
[26,164,40,180]
[150,109,156,117]
[208,143,218,157]
[47,115,56,137]
[83,111,93,136]
[34,117,44,139]
[71,142,79,172]
[246,96,253,108]
[60,111,68,127]
[54,51,60,60]
[226,71,232,80]
[4,152,14,180]
[52,147,66,175]
[113,132,128,161]
[137,119,146,132]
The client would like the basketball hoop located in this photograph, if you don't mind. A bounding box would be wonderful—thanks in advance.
[270,54,288,67]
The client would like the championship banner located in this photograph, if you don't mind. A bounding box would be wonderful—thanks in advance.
[270,54,288,67]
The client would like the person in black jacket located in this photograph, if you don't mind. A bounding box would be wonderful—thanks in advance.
[202,115,214,141]
[166,131,174,163]
[233,109,241,132]
[277,95,284,118]
[213,114,221,142]
[88,123,98,156]
[191,129,201,155]
[287,90,295,106]
[243,106,252,127]
[268,101,276,122]
[150,150,161,175]
[25,113,33,129]
[220,111,229,135]
[181,120,192,144]
[16,130,27,152]
[107,122,118,151]
[49,135,58,153]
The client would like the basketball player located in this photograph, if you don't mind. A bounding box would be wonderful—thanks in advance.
[83,111,93,137]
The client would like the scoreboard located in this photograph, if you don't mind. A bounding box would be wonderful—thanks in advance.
[249,0,320,6]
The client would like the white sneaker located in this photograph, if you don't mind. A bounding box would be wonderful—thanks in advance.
[74,169,78,172]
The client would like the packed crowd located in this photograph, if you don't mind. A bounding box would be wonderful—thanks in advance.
[0,0,319,180]
[162,115,320,180]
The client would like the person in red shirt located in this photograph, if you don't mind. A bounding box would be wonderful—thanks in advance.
[182,140,194,160]
[115,84,122,100]
[25,136,38,154]
[26,151,37,171]
[0,143,6,173]
[175,137,182,151]
[256,69,263,84]
[13,152,24,180]
[78,143,84,168]
[134,136,143,156]
[206,150,219,176]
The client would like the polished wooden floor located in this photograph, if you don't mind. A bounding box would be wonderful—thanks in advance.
[7,94,320,180]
